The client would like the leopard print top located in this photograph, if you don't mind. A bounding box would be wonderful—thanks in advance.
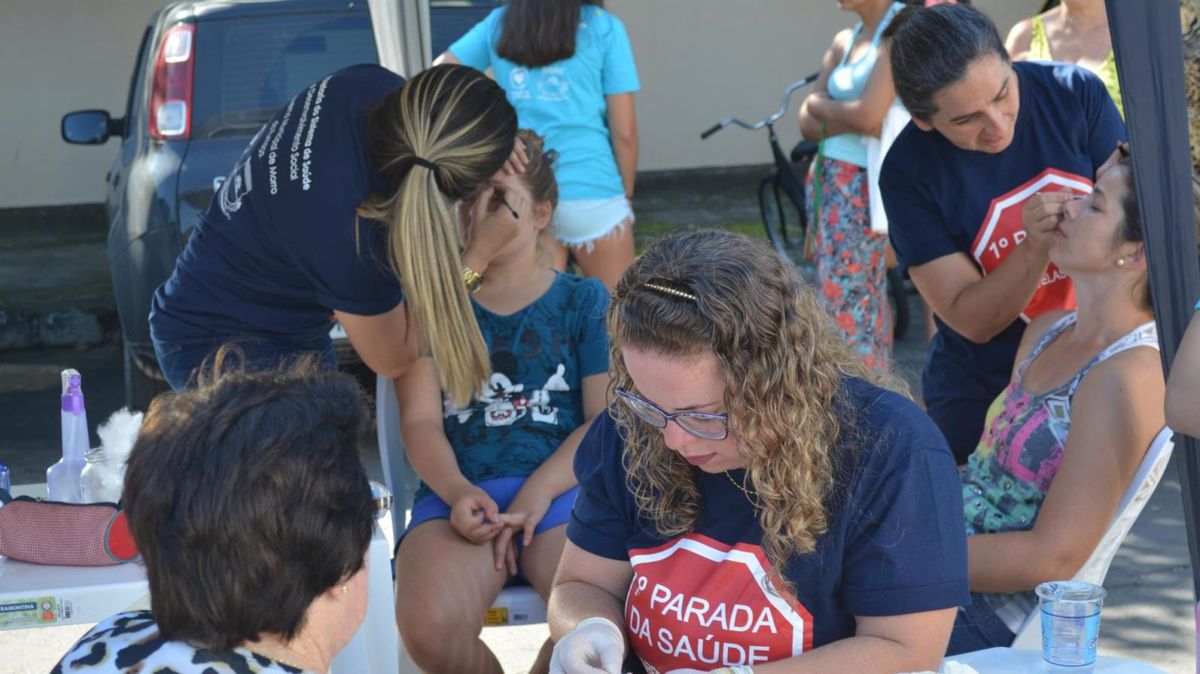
[52,611,310,674]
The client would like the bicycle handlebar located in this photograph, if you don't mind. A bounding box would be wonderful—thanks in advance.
[700,72,820,139]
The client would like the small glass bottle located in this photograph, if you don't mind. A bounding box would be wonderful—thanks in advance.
[80,448,124,503]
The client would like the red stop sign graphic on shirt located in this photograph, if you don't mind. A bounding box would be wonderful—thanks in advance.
[624,534,813,674]
[971,168,1092,321]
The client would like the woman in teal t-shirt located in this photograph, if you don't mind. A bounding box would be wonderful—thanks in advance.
[437,0,641,291]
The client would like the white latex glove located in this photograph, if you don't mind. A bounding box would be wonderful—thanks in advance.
[549,616,625,674]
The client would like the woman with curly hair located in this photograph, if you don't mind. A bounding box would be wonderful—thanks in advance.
[546,230,968,674]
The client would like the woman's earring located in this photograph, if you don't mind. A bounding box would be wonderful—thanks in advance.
[1116,257,1127,267]
[340,585,348,594]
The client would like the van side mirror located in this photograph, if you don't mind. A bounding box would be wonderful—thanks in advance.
[62,110,123,144]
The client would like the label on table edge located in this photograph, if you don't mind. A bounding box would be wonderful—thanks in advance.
[0,596,72,628]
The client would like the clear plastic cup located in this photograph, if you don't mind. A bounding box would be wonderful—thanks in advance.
[1036,580,1107,668]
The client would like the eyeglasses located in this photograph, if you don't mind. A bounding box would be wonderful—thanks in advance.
[615,387,729,440]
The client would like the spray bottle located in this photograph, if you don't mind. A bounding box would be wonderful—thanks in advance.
[47,369,88,503]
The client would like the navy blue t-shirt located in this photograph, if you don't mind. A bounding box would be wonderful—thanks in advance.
[568,378,968,672]
[151,64,406,349]
[416,273,610,500]
[881,61,1125,459]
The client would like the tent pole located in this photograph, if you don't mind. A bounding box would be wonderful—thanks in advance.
[1106,0,1200,603]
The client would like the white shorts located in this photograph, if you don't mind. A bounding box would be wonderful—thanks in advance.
[552,196,634,249]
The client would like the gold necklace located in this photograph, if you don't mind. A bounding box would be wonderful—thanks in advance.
[724,470,757,502]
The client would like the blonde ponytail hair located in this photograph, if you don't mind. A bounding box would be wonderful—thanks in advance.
[358,65,517,405]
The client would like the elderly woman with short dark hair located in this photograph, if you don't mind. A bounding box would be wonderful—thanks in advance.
[52,359,376,674]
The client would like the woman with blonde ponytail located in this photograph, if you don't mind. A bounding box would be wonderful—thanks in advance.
[548,231,969,674]
[150,63,527,405]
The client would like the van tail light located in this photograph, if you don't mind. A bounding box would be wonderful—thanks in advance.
[149,23,195,140]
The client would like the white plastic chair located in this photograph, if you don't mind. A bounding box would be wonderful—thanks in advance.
[1008,427,1176,648]
[375,374,549,627]
[329,526,400,674]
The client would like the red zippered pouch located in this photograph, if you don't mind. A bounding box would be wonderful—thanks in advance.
[0,496,138,566]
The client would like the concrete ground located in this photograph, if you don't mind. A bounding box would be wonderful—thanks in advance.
[0,166,1194,672]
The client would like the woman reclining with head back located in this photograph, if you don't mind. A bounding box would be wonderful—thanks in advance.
[949,149,1200,653]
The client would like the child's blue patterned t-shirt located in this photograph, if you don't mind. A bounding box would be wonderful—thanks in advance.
[416,272,610,499]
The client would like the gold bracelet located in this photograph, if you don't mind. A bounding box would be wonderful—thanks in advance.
[462,265,484,293]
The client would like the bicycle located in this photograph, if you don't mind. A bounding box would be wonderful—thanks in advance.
[700,74,911,340]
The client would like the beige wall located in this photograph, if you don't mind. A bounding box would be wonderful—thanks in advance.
[607,0,844,171]
[1,0,167,208]
[1,0,1044,208]
[611,0,1043,172]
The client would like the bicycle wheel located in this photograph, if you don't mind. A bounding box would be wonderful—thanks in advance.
[759,174,806,265]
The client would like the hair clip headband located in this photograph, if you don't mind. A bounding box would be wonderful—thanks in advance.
[643,282,698,302]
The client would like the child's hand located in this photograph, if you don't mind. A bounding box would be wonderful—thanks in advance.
[490,511,530,574]
[448,486,505,544]
[499,136,529,176]
[506,482,555,548]
[491,518,522,575]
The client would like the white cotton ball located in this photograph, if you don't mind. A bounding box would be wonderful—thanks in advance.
[96,407,144,464]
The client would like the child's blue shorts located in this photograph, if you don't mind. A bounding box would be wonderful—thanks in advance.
[404,476,579,538]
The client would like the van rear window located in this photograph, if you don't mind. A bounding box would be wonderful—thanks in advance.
[192,12,378,139]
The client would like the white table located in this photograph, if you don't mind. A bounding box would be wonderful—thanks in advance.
[0,485,403,674]
[0,555,149,629]
[945,647,1169,673]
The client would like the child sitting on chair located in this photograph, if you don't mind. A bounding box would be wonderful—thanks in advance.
[393,130,611,674]
[948,148,1199,654]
